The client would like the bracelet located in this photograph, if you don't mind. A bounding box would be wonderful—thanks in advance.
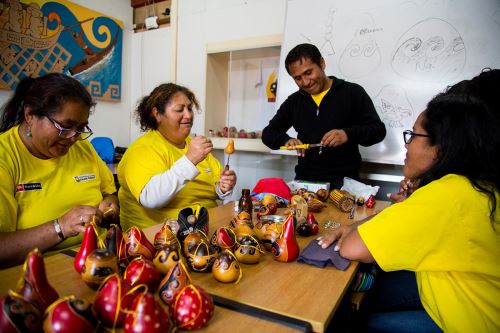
[53,219,66,241]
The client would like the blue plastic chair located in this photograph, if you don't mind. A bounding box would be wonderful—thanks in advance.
[91,137,115,164]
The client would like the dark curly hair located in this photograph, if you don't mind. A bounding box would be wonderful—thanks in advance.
[415,94,500,223]
[0,73,94,133]
[135,83,200,131]
[284,43,323,75]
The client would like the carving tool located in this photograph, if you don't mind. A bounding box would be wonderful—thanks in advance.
[279,143,322,150]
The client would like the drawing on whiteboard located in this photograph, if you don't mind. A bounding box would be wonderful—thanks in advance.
[391,18,466,82]
[374,85,413,128]
[319,8,336,57]
[339,13,381,78]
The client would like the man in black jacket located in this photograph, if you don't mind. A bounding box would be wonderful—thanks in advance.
[262,43,386,189]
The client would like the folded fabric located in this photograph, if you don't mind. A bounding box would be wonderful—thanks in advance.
[297,240,350,271]
[252,177,291,201]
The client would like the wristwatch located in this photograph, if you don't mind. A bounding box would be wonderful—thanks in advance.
[53,219,66,241]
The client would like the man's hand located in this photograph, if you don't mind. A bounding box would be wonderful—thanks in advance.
[284,138,305,157]
[321,129,348,147]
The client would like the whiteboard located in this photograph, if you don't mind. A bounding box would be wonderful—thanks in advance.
[277,0,500,164]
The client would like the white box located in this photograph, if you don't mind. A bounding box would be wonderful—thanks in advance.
[287,180,330,194]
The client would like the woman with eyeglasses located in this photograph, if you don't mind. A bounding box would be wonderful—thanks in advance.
[0,73,118,268]
[318,94,500,332]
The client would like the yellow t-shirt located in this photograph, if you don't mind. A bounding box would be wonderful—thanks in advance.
[311,88,330,107]
[0,125,116,250]
[358,174,500,332]
[117,130,222,231]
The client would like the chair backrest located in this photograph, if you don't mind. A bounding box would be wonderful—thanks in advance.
[91,137,115,164]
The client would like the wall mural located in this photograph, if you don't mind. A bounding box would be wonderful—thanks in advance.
[0,0,123,102]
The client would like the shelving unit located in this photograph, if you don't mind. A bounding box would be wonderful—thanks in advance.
[204,35,282,153]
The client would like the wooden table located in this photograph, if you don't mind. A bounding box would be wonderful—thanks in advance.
[143,201,389,332]
[0,200,388,332]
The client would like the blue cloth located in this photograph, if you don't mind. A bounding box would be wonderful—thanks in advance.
[297,240,350,270]
[91,137,114,164]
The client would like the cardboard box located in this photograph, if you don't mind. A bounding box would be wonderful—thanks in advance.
[288,180,330,194]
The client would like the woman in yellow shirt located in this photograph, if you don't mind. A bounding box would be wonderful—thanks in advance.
[319,94,500,332]
[0,73,118,269]
[118,83,237,231]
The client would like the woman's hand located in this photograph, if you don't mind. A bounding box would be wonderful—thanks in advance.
[58,205,103,238]
[219,166,237,193]
[99,194,119,223]
[186,136,213,165]
[317,224,357,251]
[387,178,415,203]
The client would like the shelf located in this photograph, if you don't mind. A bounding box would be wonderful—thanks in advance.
[211,138,270,153]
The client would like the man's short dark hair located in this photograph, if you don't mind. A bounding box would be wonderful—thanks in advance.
[285,43,323,74]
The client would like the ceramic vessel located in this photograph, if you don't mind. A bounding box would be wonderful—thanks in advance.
[17,249,59,313]
[173,284,214,330]
[212,250,241,283]
[123,292,169,333]
[43,296,96,333]
[0,291,41,333]
[81,248,119,289]
[123,257,161,291]
[272,213,300,262]
[93,274,134,328]
[74,224,98,274]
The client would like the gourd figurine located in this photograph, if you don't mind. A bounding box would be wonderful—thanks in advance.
[81,248,119,289]
[272,213,300,262]
[224,138,235,167]
[212,250,242,283]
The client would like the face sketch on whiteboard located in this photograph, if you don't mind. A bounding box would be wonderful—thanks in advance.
[319,8,336,57]
[338,12,382,79]
[391,18,466,82]
[374,85,413,128]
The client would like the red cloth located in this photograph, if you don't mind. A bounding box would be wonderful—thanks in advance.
[251,178,291,201]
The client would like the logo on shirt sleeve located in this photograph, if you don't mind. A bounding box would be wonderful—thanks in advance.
[74,174,96,182]
[16,183,42,192]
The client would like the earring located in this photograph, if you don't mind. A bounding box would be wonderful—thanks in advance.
[27,127,32,137]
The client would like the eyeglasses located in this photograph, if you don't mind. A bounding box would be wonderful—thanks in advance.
[403,130,431,144]
[45,115,93,140]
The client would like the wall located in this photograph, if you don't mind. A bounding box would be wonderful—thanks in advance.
[177,0,291,200]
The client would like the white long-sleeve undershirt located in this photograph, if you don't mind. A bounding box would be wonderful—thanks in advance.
[139,155,232,209]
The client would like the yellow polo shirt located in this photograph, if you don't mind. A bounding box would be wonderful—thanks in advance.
[118,130,221,231]
[0,125,116,250]
[358,174,500,332]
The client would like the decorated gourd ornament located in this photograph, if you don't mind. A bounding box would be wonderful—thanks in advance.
[173,284,214,330]
[306,212,320,235]
[177,206,209,246]
[316,188,329,202]
[16,249,59,314]
[0,290,42,332]
[93,274,135,328]
[153,242,182,275]
[182,231,204,257]
[329,189,354,213]
[212,250,242,283]
[296,222,313,237]
[123,257,161,291]
[43,296,97,333]
[262,222,283,251]
[154,222,179,249]
[185,240,218,272]
[123,292,170,333]
[158,262,191,307]
[123,227,155,261]
[81,248,119,289]
[210,226,236,251]
[224,138,235,154]
[233,222,255,241]
[234,235,263,264]
[105,224,123,257]
[74,223,98,274]
[365,195,376,208]
[272,213,300,262]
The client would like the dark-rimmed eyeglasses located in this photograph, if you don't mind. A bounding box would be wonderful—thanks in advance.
[45,115,93,140]
[403,130,431,144]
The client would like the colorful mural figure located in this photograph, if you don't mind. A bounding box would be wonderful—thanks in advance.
[0,0,123,102]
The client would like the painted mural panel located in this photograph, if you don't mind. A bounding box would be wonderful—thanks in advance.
[0,0,123,101]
